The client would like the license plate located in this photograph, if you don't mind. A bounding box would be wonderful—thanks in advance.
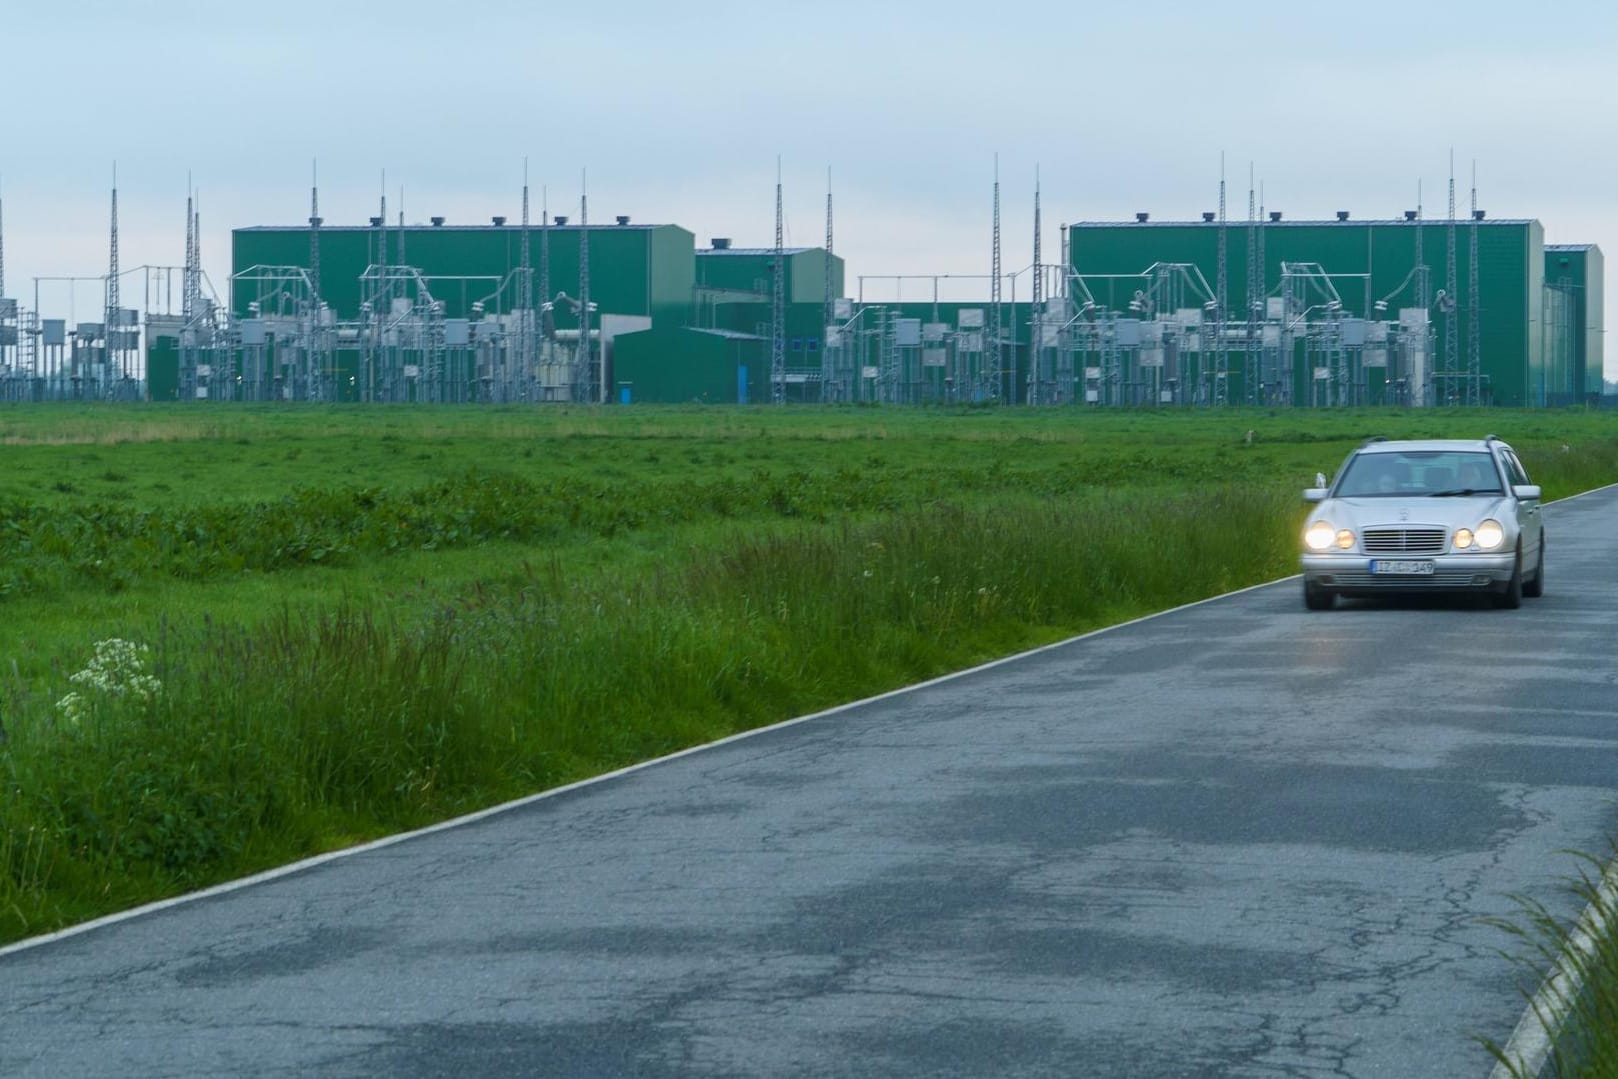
[1369,559,1435,575]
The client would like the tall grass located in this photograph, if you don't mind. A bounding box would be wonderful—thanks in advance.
[0,484,1296,943]
[1485,856,1618,1078]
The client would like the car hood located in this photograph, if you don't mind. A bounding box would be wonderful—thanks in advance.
[1312,496,1511,531]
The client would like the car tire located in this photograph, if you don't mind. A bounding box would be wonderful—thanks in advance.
[1493,545,1523,609]
[1303,579,1335,611]
[1523,536,1545,598]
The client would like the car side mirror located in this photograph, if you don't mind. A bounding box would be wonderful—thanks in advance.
[1303,488,1328,503]
[1513,484,1541,501]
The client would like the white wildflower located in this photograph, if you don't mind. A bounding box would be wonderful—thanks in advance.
[56,638,162,724]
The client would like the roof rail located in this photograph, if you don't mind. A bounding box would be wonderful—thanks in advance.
[1484,433,1502,444]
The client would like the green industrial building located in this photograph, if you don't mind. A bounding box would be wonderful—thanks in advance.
[1068,216,1604,406]
[146,206,1598,407]
[1544,244,1605,400]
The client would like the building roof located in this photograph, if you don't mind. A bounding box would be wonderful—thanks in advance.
[1546,243,1598,252]
[235,223,673,232]
[1069,218,1537,227]
[698,247,818,256]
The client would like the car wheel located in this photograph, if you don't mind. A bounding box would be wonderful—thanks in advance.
[1523,536,1545,598]
[1303,579,1335,611]
[1493,545,1523,609]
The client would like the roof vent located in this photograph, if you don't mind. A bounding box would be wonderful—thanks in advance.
[492,216,506,227]
[369,216,384,227]
[711,237,732,250]
[1135,212,1149,223]
[1336,210,1350,221]
[1404,210,1418,221]
[430,216,445,227]
[553,215,568,226]
[615,215,630,226]
[1269,211,1282,222]
[1473,209,1486,221]
[1202,212,1215,222]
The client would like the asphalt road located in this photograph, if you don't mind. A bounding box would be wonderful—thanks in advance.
[5,488,1618,1078]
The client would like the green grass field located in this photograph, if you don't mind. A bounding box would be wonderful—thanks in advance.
[4,403,1618,1064]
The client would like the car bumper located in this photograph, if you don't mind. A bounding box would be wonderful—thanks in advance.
[1301,552,1517,592]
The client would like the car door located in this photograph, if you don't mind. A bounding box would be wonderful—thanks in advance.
[1500,449,1542,559]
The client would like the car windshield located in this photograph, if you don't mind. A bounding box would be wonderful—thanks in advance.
[1335,450,1503,498]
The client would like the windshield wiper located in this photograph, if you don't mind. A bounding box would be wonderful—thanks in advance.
[1430,488,1497,497]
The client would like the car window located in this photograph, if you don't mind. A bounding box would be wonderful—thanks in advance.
[1501,450,1531,487]
[1335,451,1502,497]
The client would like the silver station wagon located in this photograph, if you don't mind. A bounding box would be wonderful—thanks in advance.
[1300,436,1545,610]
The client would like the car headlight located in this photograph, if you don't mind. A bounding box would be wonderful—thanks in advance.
[1454,527,1474,550]
[1475,519,1505,550]
[1304,521,1336,551]
[1335,529,1355,550]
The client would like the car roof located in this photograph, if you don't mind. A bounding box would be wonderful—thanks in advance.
[1356,439,1503,454]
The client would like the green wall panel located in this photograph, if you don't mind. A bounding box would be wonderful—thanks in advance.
[232,225,694,330]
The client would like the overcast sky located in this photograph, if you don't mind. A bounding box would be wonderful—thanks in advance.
[3,0,1615,375]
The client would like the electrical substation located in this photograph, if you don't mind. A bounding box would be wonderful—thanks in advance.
[0,168,1603,408]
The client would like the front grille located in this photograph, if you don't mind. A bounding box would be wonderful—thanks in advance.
[1361,527,1447,555]
[1327,571,1482,589]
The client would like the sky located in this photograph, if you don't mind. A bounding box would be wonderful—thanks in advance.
[3,0,1616,377]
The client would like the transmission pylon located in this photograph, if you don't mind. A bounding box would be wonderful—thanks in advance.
[771,159,786,404]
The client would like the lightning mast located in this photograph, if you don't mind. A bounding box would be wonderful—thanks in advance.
[771,158,786,404]
[540,185,552,342]
[578,169,592,402]
[1469,162,1481,405]
[1030,166,1043,405]
[107,165,121,384]
[308,161,321,305]
[520,160,533,395]
[1215,155,1228,404]
[822,167,835,398]
[1445,152,1458,397]
[1246,165,1258,405]
[183,179,196,322]
[989,155,1002,401]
